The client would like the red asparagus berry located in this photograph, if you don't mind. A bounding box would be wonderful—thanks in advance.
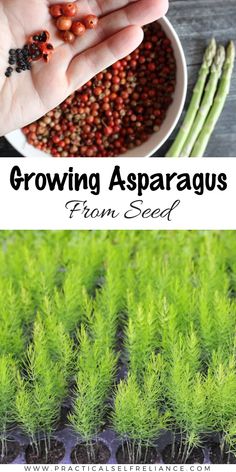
[61,30,76,43]
[28,31,54,63]
[71,21,86,37]
[49,4,63,18]
[61,2,77,17]
[56,16,73,31]
[83,15,98,29]
[30,31,50,44]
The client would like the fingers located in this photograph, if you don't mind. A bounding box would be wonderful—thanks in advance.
[90,0,139,17]
[48,0,169,23]
[100,0,169,33]
[68,0,168,59]
[67,25,143,91]
[48,0,168,51]
[48,0,139,18]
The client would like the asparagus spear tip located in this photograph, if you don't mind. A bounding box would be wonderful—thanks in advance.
[204,38,217,68]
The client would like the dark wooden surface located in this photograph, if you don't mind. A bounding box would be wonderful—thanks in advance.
[0,0,235,158]
[156,0,236,157]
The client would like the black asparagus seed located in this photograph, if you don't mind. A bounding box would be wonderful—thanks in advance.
[5,39,44,77]
[39,32,47,42]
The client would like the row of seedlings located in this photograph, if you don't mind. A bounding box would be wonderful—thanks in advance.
[159,233,236,464]
[68,237,134,463]
[0,231,107,463]
[112,239,168,463]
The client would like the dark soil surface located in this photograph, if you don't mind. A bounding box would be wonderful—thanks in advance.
[209,442,236,464]
[162,444,204,464]
[0,440,20,464]
[116,442,160,464]
[71,440,110,464]
[25,439,65,464]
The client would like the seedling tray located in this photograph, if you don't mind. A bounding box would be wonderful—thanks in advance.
[8,428,223,465]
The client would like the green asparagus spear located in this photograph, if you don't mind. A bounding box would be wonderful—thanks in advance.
[165,39,217,157]
[190,41,235,157]
[180,45,226,157]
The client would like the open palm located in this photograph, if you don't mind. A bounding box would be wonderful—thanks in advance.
[0,0,168,136]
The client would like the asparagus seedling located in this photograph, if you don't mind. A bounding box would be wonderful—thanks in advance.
[180,45,226,157]
[206,354,236,461]
[166,332,209,463]
[15,319,72,458]
[69,326,117,461]
[191,41,235,157]
[0,357,17,460]
[112,355,168,463]
[166,39,217,157]
[225,421,236,462]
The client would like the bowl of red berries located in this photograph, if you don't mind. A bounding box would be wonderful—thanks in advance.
[6,17,187,157]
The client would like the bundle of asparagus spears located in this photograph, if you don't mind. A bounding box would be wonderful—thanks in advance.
[166,39,235,158]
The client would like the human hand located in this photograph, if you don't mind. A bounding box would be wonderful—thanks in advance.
[0,0,168,136]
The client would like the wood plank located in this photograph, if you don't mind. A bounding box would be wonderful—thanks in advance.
[156,0,236,156]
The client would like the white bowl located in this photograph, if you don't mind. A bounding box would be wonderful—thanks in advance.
[6,17,187,158]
